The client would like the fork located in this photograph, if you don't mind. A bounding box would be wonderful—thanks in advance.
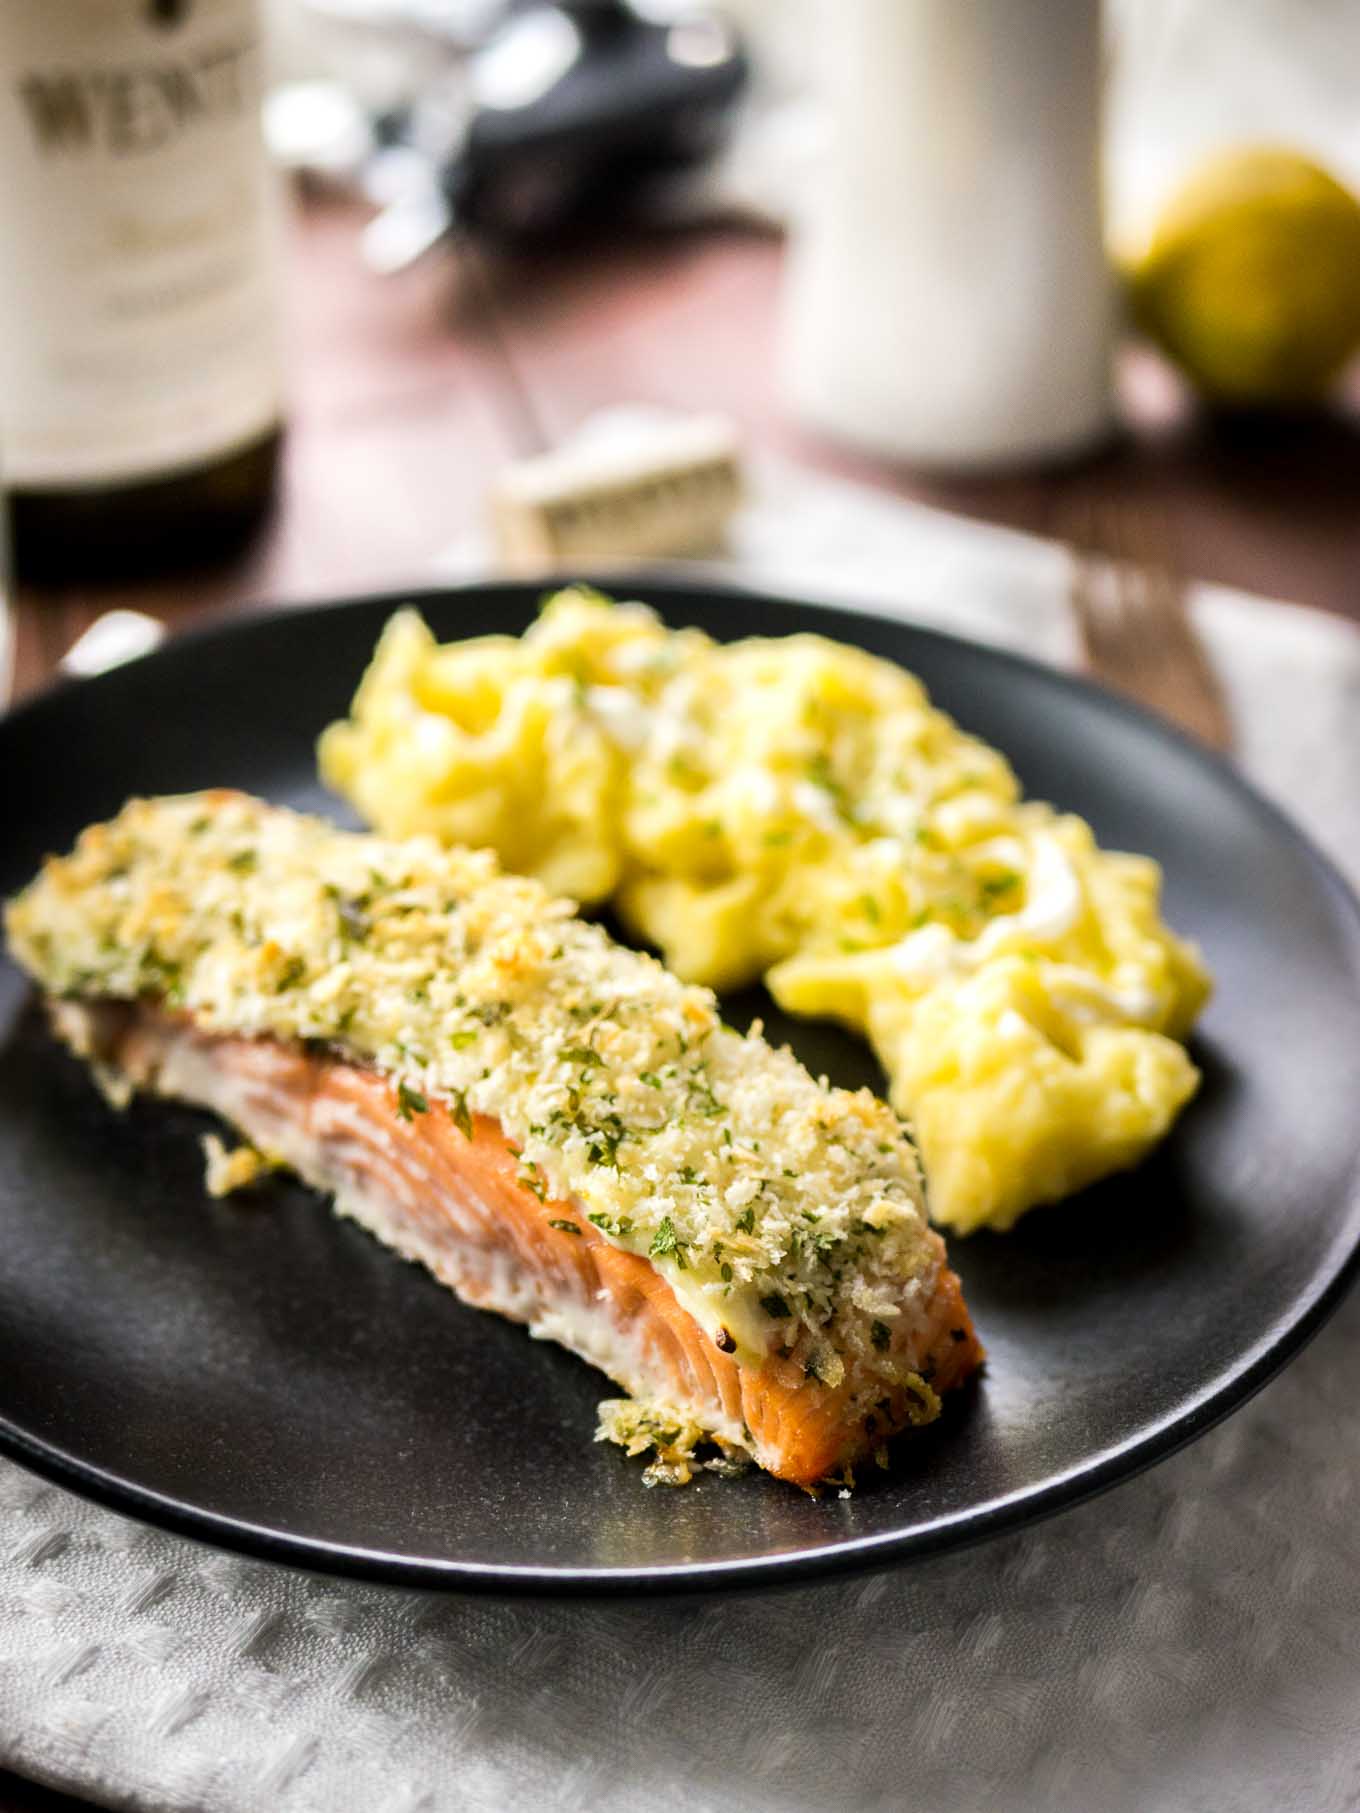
[1064,495,1233,753]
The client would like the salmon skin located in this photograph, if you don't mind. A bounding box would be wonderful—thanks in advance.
[6,793,983,1489]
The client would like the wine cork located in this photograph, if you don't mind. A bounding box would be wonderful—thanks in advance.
[489,410,742,573]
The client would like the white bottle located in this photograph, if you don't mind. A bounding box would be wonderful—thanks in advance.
[780,0,1113,470]
[0,0,284,579]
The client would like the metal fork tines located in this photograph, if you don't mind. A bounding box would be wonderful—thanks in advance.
[1066,497,1233,753]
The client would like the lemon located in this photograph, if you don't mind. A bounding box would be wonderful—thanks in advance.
[1125,146,1360,403]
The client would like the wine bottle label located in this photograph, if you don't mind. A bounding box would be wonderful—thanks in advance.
[0,0,282,488]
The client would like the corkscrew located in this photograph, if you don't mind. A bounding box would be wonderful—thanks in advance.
[334,0,749,272]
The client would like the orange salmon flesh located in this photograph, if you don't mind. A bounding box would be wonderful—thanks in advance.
[51,999,983,1488]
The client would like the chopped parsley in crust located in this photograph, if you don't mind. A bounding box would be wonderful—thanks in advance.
[5,791,937,1373]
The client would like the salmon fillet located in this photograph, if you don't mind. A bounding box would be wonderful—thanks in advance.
[7,793,983,1489]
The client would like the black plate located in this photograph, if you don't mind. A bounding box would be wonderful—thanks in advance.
[2,579,1359,1596]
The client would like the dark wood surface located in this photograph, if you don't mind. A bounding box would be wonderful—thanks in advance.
[10,194,1360,707]
[3,190,1360,1813]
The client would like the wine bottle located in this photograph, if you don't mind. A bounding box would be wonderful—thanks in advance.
[0,0,284,583]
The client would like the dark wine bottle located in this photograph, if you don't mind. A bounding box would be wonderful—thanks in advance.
[0,0,283,584]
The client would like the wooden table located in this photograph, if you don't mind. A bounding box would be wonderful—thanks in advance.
[10,192,1360,706]
[3,189,1360,1811]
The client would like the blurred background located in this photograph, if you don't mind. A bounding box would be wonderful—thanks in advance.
[3,0,1360,714]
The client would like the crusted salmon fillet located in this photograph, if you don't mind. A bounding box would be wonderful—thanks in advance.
[6,793,983,1489]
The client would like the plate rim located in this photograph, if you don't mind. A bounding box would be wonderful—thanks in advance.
[4,571,1360,1597]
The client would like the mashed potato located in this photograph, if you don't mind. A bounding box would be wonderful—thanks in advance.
[319,589,1211,1234]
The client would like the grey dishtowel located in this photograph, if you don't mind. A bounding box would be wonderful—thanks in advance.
[4,467,1359,1813]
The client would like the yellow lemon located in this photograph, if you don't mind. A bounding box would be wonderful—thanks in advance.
[1126,146,1360,403]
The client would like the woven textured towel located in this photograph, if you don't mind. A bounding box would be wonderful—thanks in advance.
[3,466,1360,1813]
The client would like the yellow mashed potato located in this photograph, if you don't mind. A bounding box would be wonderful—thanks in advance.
[319,589,1212,1234]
